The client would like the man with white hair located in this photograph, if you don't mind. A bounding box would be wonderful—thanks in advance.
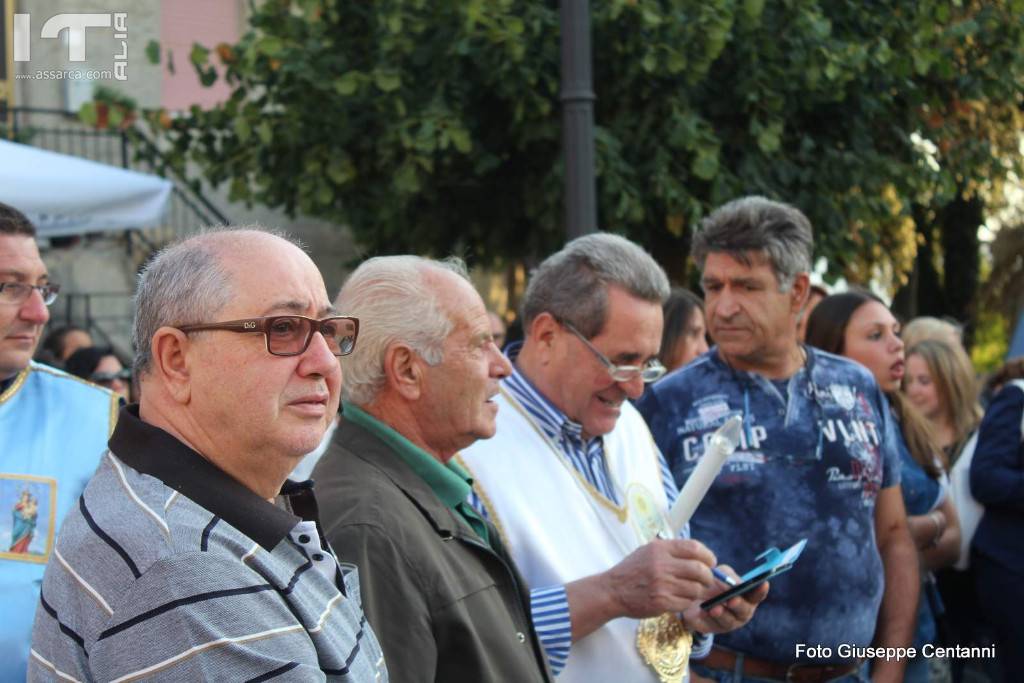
[458,233,764,682]
[313,256,552,683]
[30,228,387,681]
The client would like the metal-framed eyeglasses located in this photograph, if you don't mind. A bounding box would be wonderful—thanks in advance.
[561,320,666,383]
[0,282,60,306]
[177,315,359,357]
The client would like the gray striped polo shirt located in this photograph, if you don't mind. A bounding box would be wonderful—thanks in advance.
[29,406,387,682]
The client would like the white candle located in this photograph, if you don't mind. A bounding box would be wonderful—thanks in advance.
[668,414,743,535]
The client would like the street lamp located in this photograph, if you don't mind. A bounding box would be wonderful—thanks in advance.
[560,0,597,239]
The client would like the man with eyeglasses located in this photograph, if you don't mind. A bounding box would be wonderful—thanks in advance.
[458,233,764,683]
[0,202,119,681]
[636,197,916,683]
[30,228,387,682]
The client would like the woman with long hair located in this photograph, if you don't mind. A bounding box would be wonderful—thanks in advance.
[806,291,960,683]
[657,287,708,372]
[904,338,982,461]
[903,338,988,681]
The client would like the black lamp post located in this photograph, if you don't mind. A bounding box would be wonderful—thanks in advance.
[560,0,597,239]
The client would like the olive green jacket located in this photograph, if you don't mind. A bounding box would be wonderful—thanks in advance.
[313,418,553,683]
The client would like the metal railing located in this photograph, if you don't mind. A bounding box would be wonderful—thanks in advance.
[52,292,135,358]
[2,106,231,354]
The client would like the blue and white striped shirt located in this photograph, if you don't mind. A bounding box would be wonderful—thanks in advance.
[470,344,711,674]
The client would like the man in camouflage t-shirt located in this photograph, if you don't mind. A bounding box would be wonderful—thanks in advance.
[637,197,918,683]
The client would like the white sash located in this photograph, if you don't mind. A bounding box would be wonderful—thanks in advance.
[459,388,671,683]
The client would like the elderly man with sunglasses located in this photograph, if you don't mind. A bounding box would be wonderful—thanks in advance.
[457,234,765,683]
[30,228,387,682]
[0,203,118,681]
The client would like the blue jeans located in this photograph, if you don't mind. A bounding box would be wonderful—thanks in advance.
[691,659,870,683]
[902,653,930,683]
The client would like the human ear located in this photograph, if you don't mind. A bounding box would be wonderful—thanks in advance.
[528,312,561,363]
[150,327,192,404]
[789,273,810,314]
[384,343,423,401]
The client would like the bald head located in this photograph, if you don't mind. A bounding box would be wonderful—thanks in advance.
[132,228,306,376]
[134,227,341,498]
[212,229,308,268]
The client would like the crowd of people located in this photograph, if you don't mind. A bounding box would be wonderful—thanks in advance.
[1,196,1020,683]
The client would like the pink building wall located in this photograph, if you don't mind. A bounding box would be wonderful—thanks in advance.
[161,0,239,111]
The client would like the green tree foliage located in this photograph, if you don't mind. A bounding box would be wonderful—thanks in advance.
[982,222,1024,319]
[142,0,1024,287]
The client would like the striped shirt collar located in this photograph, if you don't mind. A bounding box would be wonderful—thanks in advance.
[504,342,597,447]
[109,404,304,551]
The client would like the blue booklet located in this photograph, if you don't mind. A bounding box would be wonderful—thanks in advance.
[701,538,808,610]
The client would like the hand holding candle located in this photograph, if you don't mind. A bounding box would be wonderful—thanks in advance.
[667,415,743,535]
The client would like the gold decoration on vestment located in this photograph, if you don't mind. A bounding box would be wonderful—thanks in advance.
[493,388,696,680]
[636,613,692,683]
[632,483,693,683]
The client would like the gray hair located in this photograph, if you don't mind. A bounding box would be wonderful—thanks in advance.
[522,232,670,338]
[337,255,469,406]
[691,196,814,292]
[132,226,300,375]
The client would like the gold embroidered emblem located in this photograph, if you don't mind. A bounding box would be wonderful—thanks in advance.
[636,614,692,683]
[626,483,693,682]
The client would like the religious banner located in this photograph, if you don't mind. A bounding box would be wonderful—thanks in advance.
[0,474,57,564]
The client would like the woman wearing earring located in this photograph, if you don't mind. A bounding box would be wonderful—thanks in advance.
[805,291,960,683]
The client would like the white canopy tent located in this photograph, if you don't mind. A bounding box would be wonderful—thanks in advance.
[0,139,172,237]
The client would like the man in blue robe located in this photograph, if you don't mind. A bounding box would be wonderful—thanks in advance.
[0,202,117,680]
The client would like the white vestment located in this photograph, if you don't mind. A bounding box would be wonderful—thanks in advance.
[459,387,674,683]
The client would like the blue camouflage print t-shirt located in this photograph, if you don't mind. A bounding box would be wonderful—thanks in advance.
[636,346,901,663]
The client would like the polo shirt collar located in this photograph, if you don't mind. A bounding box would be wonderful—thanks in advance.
[341,402,472,510]
[108,404,301,551]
